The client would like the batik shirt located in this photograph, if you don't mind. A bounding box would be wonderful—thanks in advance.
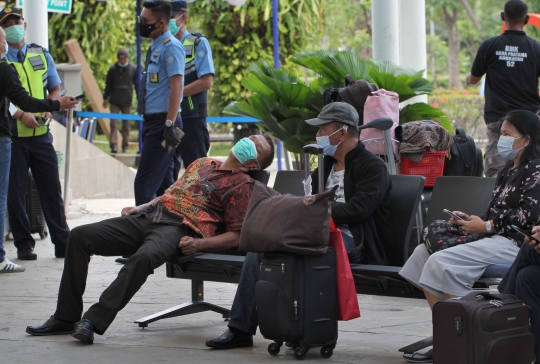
[483,159,540,247]
[159,158,254,238]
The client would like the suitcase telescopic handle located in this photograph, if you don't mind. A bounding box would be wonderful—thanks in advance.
[303,144,325,194]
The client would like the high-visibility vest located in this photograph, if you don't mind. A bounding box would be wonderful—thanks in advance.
[181,33,208,119]
[8,43,49,137]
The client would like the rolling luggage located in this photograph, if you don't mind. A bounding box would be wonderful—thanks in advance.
[433,291,535,364]
[26,171,48,239]
[256,249,338,360]
[255,144,338,360]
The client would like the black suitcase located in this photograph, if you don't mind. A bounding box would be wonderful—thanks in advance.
[256,249,338,360]
[26,171,48,239]
[443,128,483,177]
[433,291,535,364]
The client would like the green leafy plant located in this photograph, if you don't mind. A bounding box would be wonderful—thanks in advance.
[187,0,324,116]
[225,50,450,163]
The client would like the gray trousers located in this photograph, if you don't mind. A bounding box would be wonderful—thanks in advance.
[484,120,507,178]
[109,104,132,151]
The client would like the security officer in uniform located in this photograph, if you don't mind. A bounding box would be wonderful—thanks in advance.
[0,7,69,260]
[135,0,185,205]
[170,0,214,175]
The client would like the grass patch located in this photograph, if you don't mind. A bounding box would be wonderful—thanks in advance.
[209,142,233,157]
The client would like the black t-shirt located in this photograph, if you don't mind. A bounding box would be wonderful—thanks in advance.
[471,30,540,123]
[0,61,60,138]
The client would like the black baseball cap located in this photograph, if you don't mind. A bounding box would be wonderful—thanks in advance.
[117,48,129,59]
[0,7,23,26]
[171,1,188,16]
[305,102,360,130]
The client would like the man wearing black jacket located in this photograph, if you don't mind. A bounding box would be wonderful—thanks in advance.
[103,48,137,153]
[0,26,79,272]
[205,102,393,349]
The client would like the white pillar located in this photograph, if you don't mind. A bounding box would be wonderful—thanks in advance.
[372,0,399,65]
[23,0,48,49]
[399,0,428,104]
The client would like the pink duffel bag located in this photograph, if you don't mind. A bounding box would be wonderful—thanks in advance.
[360,89,399,157]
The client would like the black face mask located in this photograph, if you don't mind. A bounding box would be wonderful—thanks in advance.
[139,20,161,38]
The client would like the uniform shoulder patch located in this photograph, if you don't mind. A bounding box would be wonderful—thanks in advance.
[166,54,175,64]
[163,37,171,44]
[197,49,206,58]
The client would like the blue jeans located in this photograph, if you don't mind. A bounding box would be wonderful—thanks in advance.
[228,231,354,335]
[0,137,12,262]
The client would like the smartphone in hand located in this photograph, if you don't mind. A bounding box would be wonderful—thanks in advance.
[443,209,464,221]
[510,225,540,246]
[71,93,85,101]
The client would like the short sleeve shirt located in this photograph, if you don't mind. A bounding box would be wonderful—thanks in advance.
[159,158,254,238]
[144,30,185,114]
[471,30,540,122]
[7,43,62,90]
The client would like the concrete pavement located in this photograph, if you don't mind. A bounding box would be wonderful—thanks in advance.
[1,199,432,364]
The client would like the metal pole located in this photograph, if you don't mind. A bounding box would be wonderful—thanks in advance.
[136,0,143,153]
[383,130,397,175]
[64,108,74,211]
[272,0,282,171]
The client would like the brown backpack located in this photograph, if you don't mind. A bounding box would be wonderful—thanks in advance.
[323,75,378,125]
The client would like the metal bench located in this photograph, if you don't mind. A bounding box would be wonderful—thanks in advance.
[134,173,426,327]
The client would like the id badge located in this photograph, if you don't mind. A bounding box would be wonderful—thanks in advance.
[202,179,216,192]
[149,73,159,83]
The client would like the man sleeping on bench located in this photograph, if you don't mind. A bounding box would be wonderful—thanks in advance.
[25,134,274,344]
[205,102,394,349]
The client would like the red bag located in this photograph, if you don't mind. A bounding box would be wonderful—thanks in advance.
[328,219,361,321]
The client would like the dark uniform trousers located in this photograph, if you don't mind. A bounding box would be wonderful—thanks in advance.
[134,116,183,205]
[499,242,540,359]
[175,116,210,177]
[7,133,69,251]
[109,104,132,151]
[54,210,187,335]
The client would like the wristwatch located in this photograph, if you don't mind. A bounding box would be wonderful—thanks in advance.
[486,220,493,233]
[165,119,173,127]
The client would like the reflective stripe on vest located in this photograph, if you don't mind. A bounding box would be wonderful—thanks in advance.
[8,45,49,137]
[181,34,208,119]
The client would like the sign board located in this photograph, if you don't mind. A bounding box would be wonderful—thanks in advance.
[16,0,72,14]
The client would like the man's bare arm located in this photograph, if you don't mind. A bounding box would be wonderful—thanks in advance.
[178,231,240,255]
[183,74,213,97]
[466,73,482,86]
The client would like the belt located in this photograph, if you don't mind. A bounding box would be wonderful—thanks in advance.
[143,113,168,121]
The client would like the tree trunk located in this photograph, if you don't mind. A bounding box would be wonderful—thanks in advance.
[444,6,463,89]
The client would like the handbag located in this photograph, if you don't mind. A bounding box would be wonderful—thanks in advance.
[328,219,360,321]
[423,219,480,255]
[239,181,337,255]
[360,89,399,157]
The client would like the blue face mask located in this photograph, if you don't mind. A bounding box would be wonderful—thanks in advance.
[497,135,524,160]
[5,24,25,44]
[169,18,180,36]
[118,62,130,68]
[316,127,344,156]
[232,138,260,168]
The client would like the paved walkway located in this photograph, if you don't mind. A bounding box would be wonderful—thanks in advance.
[1,199,432,363]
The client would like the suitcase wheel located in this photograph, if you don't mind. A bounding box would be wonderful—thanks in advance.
[268,342,282,356]
[320,345,334,359]
[294,346,308,360]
